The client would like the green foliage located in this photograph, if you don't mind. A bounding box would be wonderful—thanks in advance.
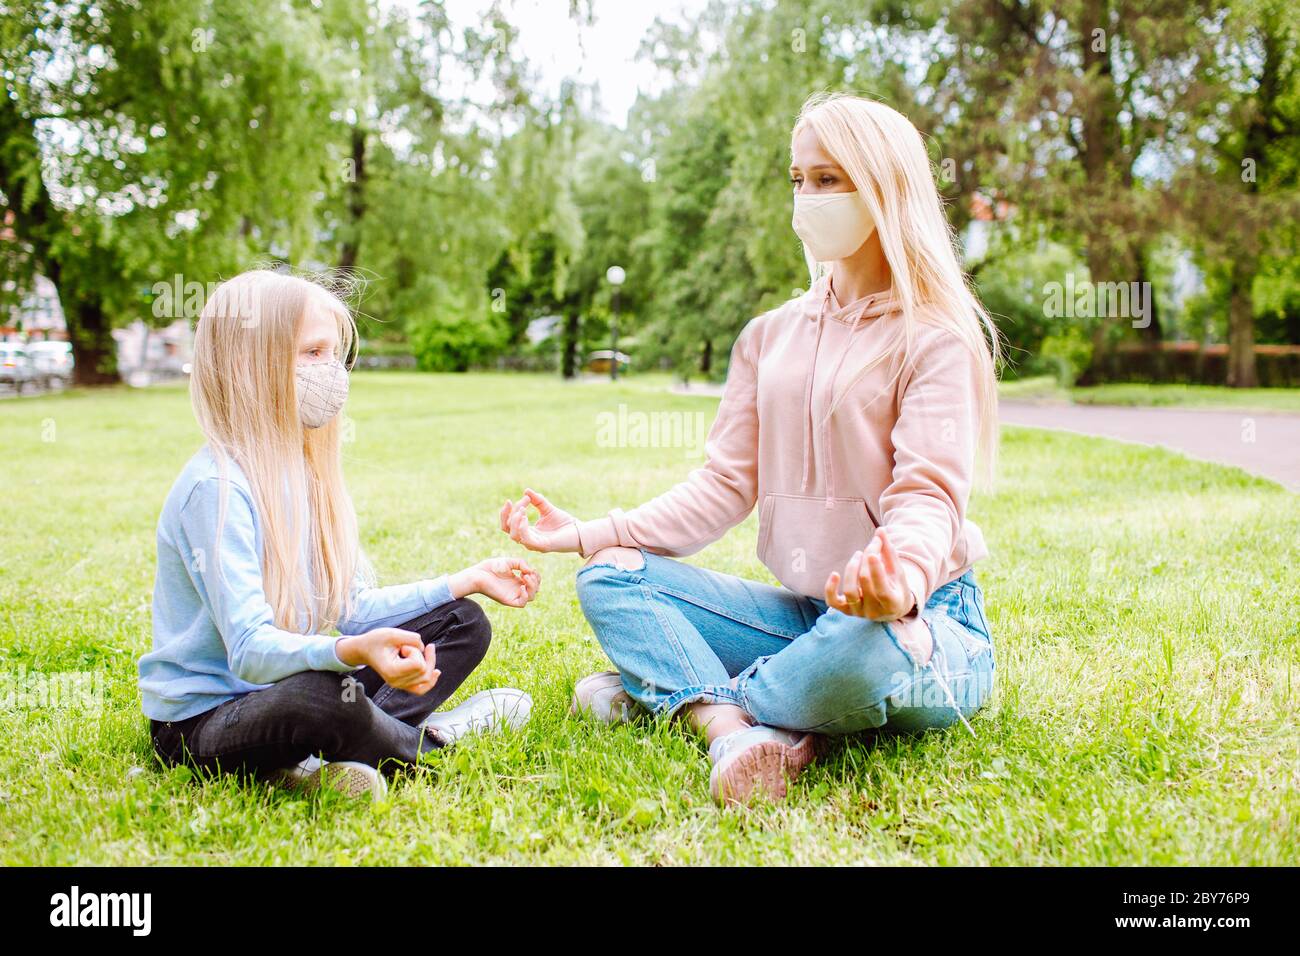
[0,0,521,381]
[1038,329,1095,388]
[1168,0,1300,383]
[973,239,1088,376]
[486,116,653,376]
[408,293,508,373]
[1253,255,1300,345]
[0,0,347,379]
[4,0,1299,390]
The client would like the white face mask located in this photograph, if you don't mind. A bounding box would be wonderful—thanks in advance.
[295,359,349,429]
[791,190,876,262]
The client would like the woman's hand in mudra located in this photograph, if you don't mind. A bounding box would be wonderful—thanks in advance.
[499,488,581,554]
[824,527,915,621]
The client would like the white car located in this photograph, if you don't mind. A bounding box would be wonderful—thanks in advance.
[26,340,74,387]
[0,344,39,394]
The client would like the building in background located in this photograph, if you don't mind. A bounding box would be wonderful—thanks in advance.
[962,192,1015,263]
[114,318,194,386]
[2,207,67,342]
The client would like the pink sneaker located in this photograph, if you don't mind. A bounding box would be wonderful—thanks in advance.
[707,725,821,806]
[570,670,639,724]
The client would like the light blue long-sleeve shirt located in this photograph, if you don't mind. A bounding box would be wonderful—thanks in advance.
[139,445,454,721]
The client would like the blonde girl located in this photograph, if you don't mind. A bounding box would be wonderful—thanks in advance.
[140,270,536,798]
[502,93,1000,806]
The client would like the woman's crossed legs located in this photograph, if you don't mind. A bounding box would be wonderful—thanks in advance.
[574,547,995,801]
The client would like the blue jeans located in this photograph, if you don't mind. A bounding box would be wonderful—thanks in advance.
[575,550,995,736]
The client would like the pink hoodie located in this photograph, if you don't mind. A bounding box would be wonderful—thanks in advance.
[574,273,989,619]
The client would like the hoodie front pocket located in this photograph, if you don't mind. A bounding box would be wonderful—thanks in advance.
[756,493,877,597]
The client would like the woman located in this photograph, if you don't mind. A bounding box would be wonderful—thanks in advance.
[501,93,1000,806]
[139,270,537,799]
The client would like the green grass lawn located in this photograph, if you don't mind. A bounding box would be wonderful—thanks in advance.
[1000,375,1300,412]
[1,372,1296,864]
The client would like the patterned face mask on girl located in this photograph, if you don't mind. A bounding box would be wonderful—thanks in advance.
[295,359,349,429]
[791,190,877,262]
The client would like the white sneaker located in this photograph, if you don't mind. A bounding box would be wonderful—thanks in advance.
[569,670,638,724]
[707,725,820,807]
[420,688,533,745]
[272,756,387,800]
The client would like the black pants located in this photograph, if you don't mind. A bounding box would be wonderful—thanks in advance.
[150,598,491,777]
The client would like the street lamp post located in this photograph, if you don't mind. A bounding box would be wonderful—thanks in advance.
[606,265,625,381]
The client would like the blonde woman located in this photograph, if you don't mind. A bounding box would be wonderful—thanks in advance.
[502,93,1000,806]
[140,271,536,799]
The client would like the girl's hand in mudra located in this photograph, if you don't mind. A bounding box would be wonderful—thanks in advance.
[471,556,541,608]
[499,488,581,554]
[336,627,440,694]
[449,556,541,607]
[824,527,915,621]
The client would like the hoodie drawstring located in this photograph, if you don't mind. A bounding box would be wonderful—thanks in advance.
[799,287,831,495]
[818,312,870,504]
[802,276,873,504]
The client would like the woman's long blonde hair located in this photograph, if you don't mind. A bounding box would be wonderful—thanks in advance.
[792,92,1001,481]
[190,269,363,634]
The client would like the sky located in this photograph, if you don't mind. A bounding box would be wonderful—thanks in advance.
[441,0,712,126]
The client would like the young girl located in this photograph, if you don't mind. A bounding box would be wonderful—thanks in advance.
[502,93,1001,806]
[139,270,538,799]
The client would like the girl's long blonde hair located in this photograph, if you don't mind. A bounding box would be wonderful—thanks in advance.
[792,92,1001,481]
[190,269,363,634]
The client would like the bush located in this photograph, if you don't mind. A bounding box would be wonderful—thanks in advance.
[1039,328,1094,386]
[409,311,507,372]
[390,275,508,372]
[973,240,1092,376]
[1086,342,1300,386]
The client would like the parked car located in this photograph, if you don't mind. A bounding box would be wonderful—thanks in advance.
[26,340,74,388]
[584,349,631,375]
[0,344,39,394]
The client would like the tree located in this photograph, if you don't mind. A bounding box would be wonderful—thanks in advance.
[1175,0,1300,386]
[634,91,773,378]
[0,0,344,383]
[484,73,587,377]
[882,1,1219,370]
[632,0,878,377]
[486,116,652,378]
[317,1,512,367]
[311,0,452,279]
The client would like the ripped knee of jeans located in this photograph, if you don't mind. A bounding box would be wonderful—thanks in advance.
[583,546,645,572]
[888,614,936,669]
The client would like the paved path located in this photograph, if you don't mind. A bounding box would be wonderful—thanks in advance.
[672,384,1300,492]
[999,400,1300,492]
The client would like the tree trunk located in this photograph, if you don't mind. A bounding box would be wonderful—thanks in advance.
[1195,315,1213,384]
[1136,250,1162,345]
[1134,249,1166,381]
[561,311,580,379]
[1079,246,1117,385]
[699,338,713,375]
[336,127,368,275]
[1071,2,1133,390]
[1226,266,1258,388]
[70,297,120,386]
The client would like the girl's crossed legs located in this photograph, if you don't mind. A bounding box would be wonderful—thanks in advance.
[150,598,492,779]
